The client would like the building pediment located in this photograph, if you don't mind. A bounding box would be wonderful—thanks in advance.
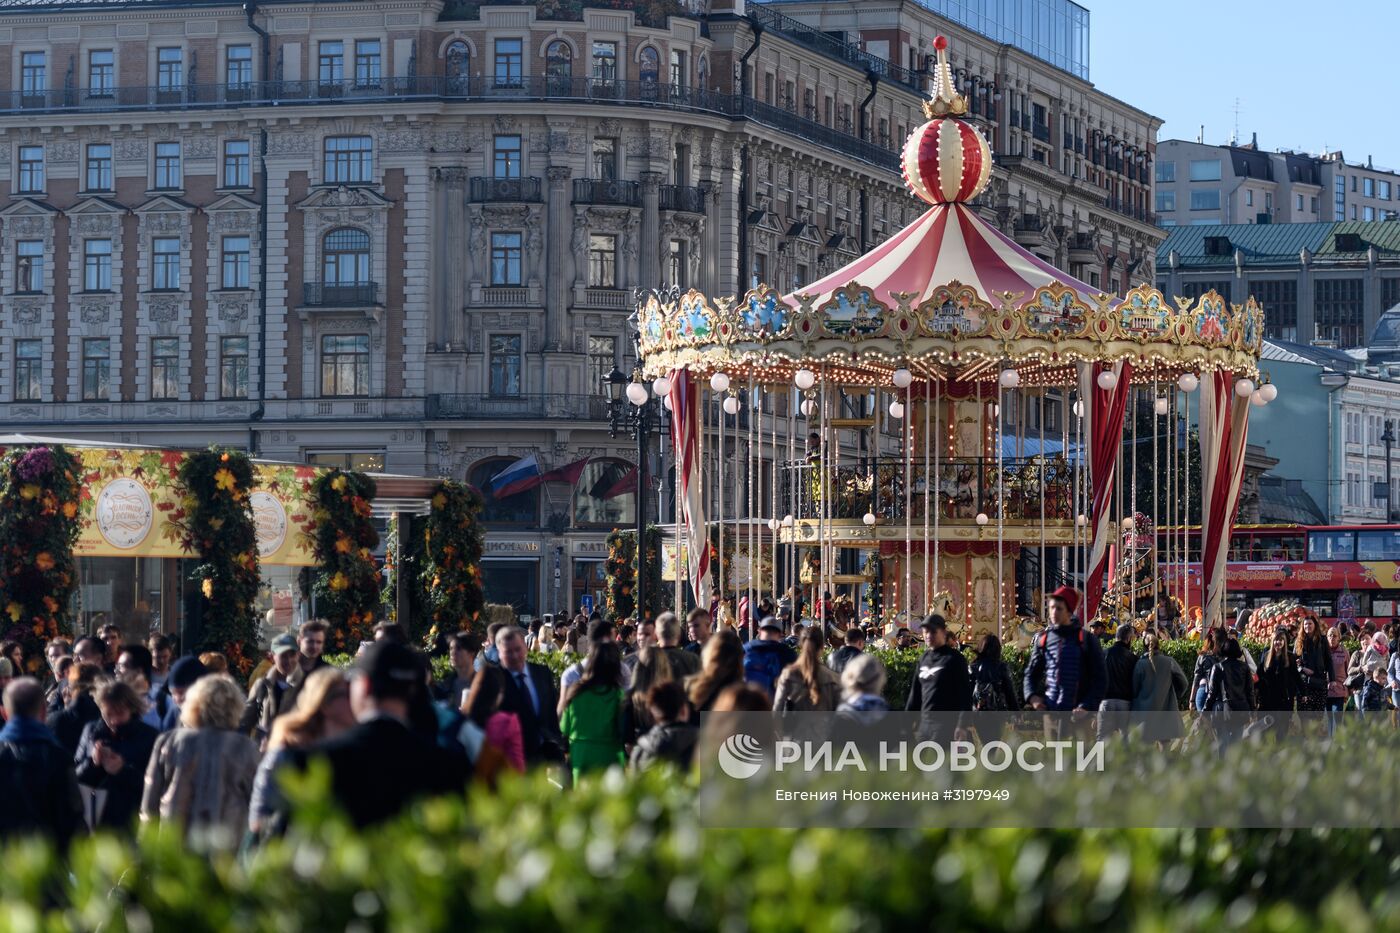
[296,186,394,211]
[205,193,260,214]
[133,194,196,216]
[0,197,60,218]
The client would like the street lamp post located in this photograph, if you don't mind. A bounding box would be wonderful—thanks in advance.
[604,363,664,621]
[1383,420,1396,522]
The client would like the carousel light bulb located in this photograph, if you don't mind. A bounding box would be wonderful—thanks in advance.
[662,395,673,411]
[722,395,741,415]
[794,368,816,390]
[1076,514,1089,527]
[888,400,905,419]
[999,367,1021,388]
[1178,373,1199,393]
[782,514,795,527]
[975,512,990,526]
[1260,382,1279,402]
[1122,517,1135,530]
[892,367,913,389]
[1096,370,1118,391]
[863,512,877,526]
[1235,377,1255,398]
[767,518,781,531]
[800,398,817,417]
[1250,389,1267,407]
[1072,400,1085,418]
[651,376,672,397]
[710,372,731,392]
[626,382,649,406]
[1153,396,1170,416]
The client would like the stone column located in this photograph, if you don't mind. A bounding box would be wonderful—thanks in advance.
[705,180,722,295]
[442,168,468,349]
[546,166,573,352]
[639,171,662,291]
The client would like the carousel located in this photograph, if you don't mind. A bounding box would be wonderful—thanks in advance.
[636,37,1268,640]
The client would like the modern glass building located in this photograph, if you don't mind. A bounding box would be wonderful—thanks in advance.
[917,0,1090,80]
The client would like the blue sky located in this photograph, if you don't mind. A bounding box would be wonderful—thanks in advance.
[1090,0,1400,166]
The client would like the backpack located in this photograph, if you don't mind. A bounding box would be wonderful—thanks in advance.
[970,663,1008,711]
[743,644,787,697]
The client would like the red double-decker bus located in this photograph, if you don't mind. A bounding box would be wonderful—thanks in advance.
[1157,524,1400,626]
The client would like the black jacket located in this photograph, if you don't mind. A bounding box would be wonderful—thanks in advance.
[905,645,973,713]
[46,694,101,759]
[293,716,469,828]
[0,720,83,848]
[827,645,864,677]
[498,661,564,765]
[1103,642,1139,702]
[629,723,698,772]
[239,668,292,739]
[73,718,159,830]
[1204,658,1255,714]
[968,657,1020,710]
[1255,653,1301,711]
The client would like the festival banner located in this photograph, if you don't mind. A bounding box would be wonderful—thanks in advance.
[73,447,321,565]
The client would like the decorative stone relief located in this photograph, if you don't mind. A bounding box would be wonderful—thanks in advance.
[80,301,111,324]
[147,297,181,322]
[49,142,78,163]
[72,213,119,236]
[115,139,147,161]
[382,128,427,152]
[13,299,43,324]
[212,211,256,233]
[186,136,216,160]
[217,298,249,322]
[8,215,51,237]
[268,133,312,155]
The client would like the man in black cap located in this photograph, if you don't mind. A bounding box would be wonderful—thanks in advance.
[905,614,972,742]
[294,641,468,827]
[159,657,208,731]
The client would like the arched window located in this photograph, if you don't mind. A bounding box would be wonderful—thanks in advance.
[322,228,370,291]
[469,458,540,526]
[639,47,659,99]
[545,40,573,93]
[445,40,470,92]
[697,55,708,92]
[573,459,637,527]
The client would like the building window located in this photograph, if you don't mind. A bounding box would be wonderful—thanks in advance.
[226,45,253,87]
[318,40,345,85]
[668,239,687,288]
[82,338,110,401]
[587,335,616,396]
[20,51,46,97]
[445,40,470,86]
[150,337,180,400]
[14,339,40,401]
[490,232,522,285]
[1189,189,1220,211]
[1252,279,1297,342]
[151,237,182,291]
[320,334,370,397]
[1365,206,1376,222]
[1310,196,1318,213]
[306,451,385,472]
[1382,180,1393,201]
[323,136,372,184]
[322,227,370,285]
[640,46,660,90]
[85,143,113,191]
[1352,176,1358,192]
[157,47,183,92]
[1295,193,1304,211]
[1368,415,1383,447]
[1365,178,1376,198]
[1188,159,1221,181]
[1155,162,1176,184]
[220,336,249,399]
[83,239,112,292]
[16,146,43,193]
[592,137,617,181]
[592,41,618,84]
[1346,412,1362,445]
[1154,191,1175,212]
[1180,280,1232,302]
[673,143,690,187]
[153,141,181,189]
[574,459,636,527]
[469,458,538,524]
[588,234,617,288]
[1347,471,1362,507]
[15,240,43,294]
[222,139,251,188]
[493,135,521,179]
[1244,189,1253,207]
[493,38,523,88]
[88,50,115,97]
[488,334,522,397]
[221,235,251,289]
[545,39,573,90]
[670,49,687,89]
[1315,277,1364,347]
[353,39,381,87]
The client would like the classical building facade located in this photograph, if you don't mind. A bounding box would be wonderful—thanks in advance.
[0,0,1161,617]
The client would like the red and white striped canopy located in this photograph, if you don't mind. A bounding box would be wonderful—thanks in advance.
[784,202,1111,311]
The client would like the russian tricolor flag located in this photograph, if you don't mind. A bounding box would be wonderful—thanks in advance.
[489,454,542,499]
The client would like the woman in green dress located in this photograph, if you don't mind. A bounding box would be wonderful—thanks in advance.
[560,642,626,781]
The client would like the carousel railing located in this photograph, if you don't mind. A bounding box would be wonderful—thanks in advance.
[779,456,1075,524]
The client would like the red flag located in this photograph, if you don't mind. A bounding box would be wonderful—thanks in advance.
[538,456,592,487]
[602,465,639,500]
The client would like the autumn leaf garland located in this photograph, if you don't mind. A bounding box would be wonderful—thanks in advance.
[310,469,380,650]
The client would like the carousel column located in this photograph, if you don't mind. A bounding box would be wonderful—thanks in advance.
[435,168,470,349]
[640,172,662,290]
[545,166,573,352]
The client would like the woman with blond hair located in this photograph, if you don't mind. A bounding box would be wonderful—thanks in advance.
[142,674,260,843]
[247,668,354,837]
[773,626,840,740]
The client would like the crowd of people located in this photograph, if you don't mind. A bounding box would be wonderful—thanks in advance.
[2,585,1398,849]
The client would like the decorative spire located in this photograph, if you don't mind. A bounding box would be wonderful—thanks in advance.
[923,35,969,119]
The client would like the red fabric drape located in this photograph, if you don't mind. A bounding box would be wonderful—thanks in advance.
[668,372,711,607]
[1199,371,1250,626]
[1082,360,1133,621]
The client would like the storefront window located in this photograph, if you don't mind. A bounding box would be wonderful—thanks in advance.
[573,460,636,527]
[76,557,166,642]
[482,559,538,617]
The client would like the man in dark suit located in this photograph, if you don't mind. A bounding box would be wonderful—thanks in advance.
[495,626,563,766]
[294,642,468,828]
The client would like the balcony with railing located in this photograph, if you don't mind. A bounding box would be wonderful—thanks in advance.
[779,457,1074,524]
[748,3,924,92]
[573,178,640,207]
[470,175,543,203]
[426,393,613,421]
[660,183,706,213]
[302,281,379,307]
